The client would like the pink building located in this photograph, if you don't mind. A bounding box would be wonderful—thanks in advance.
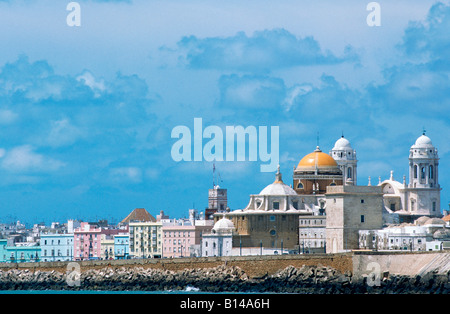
[74,222,102,260]
[162,224,212,258]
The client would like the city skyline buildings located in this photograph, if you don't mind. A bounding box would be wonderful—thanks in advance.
[0,1,449,224]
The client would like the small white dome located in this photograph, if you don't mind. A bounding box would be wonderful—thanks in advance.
[412,134,434,148]
[259,166,297,196]
[259,182,297,196]
[333,136,352,150]
[213,217,235,232]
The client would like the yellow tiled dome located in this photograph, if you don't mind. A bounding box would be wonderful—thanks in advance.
[297,146,338,169]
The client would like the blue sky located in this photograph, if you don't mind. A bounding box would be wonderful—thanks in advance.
[0,0,449,224]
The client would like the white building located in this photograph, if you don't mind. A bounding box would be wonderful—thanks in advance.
[379,132,442,223]
[359,216,450,251]
[299,215,326,253]
[201,216,234,257]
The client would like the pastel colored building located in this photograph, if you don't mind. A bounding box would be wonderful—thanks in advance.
[0,239,41,263]
[162,224,212,258]
[114,234,130,259]
[73,222,102,260]
[100,234,115,260]
[129,221,162,258]
[40,233,74,261]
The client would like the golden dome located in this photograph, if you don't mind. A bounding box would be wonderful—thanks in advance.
[297,146,338,169]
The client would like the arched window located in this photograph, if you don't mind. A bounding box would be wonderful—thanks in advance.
[347,167,352,179]
[414,165,418,179]
[421,167,425,179]
[297,182,304,189]
[429,165,434,179]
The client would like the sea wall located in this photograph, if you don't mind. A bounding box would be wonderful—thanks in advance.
[0,252,448,293]
[0,253,354,278]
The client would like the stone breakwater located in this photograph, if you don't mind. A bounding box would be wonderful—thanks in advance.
[0,264,449,293]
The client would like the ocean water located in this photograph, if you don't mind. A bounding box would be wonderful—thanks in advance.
[0,286,266,294]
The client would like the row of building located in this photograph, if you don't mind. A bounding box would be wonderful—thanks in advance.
[0,132,449,262]
[0,208,216,263]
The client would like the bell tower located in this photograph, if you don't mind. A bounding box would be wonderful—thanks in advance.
[408,131,439,189]
[407,131,441,216]
[329,135,358,186]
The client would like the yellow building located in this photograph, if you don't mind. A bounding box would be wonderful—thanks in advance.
[100,234,115,260]
[129,221,163,258]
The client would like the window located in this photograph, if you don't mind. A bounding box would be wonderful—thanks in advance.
[360,215,365,223]
[390,203,396,211]
[361,199,365,204]
[273,201,279,210]
[421,167,425,179]
[297,182,304,189]
[414,165,418,179]
[270,215,276,222]
[429,165,434,179]
[432,202,436,212]
[347,167,352,179]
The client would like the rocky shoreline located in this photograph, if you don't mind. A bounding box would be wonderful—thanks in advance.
[0,264,448,293]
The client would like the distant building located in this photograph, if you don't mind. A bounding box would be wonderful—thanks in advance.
[205,185,228,219]
[114,233,130,259]
[40,233,74,262]
[162,223,212,258]
[379,133,442,223]
[220,167,308,253]
[202,215,234,257]
[73,222,102,261]
[299,215,326,253]
[359,216,450,251]
[100,234,115,260]
[129,221,162,258]
[0,239,41,263]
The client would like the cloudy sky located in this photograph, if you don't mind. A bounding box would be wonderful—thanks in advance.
[0,0,449,224]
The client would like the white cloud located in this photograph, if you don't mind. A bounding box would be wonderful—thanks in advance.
[109,167,143,183]
[76,71,106,97]
[46,118,84,147]
[0,109,18,124]
[0,145,65,172]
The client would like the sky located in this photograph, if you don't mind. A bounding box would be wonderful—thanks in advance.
[0,0,449,225]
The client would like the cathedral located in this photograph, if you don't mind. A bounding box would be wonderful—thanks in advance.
[212,131,442,254]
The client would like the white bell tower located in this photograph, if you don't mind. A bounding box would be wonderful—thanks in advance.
[408,131,439,189]
[329,135,358,186]
[407,131,441,216]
